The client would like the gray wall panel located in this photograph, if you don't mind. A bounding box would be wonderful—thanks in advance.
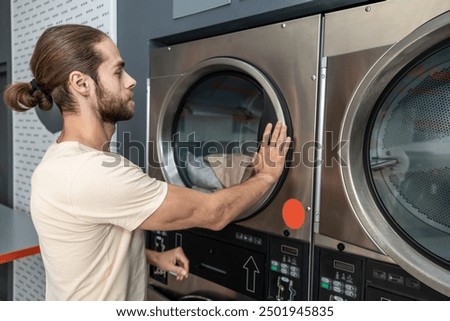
[0,0,13,301]
[0,0,13,208]
[117,0,155,169]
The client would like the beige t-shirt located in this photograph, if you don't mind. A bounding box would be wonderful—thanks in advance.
[30,142,168,300]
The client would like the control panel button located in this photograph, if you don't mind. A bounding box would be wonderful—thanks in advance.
[373,269,387,280]
[290,266,301,279]
[345,284,356,291]
[290,266,300,273]
[271,260,279,272]
[345,289,357,298]
[290,271,300,279]
[332,286,344,294]
[333,280,344,287]
[253,237,263,246]
[388,273,404,285]
[406,278,421,290]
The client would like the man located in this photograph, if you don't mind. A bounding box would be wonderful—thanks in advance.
[3,24,290,300]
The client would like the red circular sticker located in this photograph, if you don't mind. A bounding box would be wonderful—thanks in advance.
[282,199,306,229]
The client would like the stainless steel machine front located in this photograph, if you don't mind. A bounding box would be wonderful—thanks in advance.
[147,14,321,300]
[315,0,450,300]
[149,15,321,240]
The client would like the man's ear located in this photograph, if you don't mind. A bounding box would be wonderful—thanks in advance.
[68,71,91,96]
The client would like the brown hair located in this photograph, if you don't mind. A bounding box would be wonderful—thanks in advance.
[3,24,108,113]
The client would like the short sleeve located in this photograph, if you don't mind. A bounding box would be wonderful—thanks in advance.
[69,152,168,231]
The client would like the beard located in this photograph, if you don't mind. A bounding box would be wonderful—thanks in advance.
[96,83,135,124]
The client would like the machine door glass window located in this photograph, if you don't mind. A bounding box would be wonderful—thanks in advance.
[368,43,450,265]
[173,71,283,193]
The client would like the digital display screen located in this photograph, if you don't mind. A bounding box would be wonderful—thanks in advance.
[333,260,355,273]
[281,245,299,256]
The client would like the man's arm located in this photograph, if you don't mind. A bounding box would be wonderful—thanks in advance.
[139,122,291,231]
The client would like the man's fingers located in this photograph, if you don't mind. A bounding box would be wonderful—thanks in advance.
[270,122,282,146]
[282,136,292,156]
[261,123,273,146]
[175,267,188,280]
[262,122,287,146]
[275,123,288,150]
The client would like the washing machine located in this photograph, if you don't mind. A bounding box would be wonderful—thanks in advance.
[314,0,450,300]
[146,14,321,300]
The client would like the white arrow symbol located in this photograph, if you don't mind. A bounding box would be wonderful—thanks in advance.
[243,256,260,293]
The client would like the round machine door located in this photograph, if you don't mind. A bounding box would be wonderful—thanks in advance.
[341,12,450,296]
[156,57,291,220]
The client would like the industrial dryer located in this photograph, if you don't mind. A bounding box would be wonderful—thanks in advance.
[315,0,450,300]
[147,14,321,300]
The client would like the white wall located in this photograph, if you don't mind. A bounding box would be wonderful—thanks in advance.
[11,0,117,301]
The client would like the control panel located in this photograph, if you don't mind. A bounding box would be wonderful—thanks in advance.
[315,248,449,300]
[148,225,309,301]
[317,249,363,301]
[365,259,448,300]
[267,237,308,301]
